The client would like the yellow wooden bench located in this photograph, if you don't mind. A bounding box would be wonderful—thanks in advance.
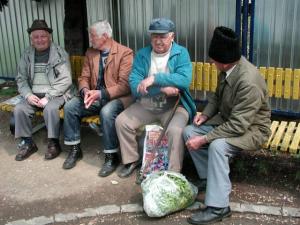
[1,56,299,155]
[190,62,300,102]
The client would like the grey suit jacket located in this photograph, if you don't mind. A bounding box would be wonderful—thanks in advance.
[203,56,271,150]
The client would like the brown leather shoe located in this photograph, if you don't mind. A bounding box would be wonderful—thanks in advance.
[15,141,38,161]
[45,139,61,160]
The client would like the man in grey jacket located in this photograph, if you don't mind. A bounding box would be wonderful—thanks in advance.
[183,27,271,224]
[14,20,72,161]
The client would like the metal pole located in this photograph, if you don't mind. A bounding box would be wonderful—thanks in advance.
[249,0,255,62]
[242,0,249,57]
[235,0,241,36]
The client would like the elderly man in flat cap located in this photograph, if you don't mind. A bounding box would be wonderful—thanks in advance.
[183,26,271,224]
[14,19,72,161]
[115,18,196,179]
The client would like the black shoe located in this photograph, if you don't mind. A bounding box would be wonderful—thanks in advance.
[117,160,141,178]
[45,139,61,160]
[63,144,82,169]
[98,153,119,177]
[15,141,38,161]
[187,206,231,225]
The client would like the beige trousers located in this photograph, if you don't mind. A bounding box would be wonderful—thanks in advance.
[115,102,189,172]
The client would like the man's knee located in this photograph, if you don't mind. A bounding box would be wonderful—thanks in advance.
[115,112,127,130]
[208,139,225,156]
[183,125,194,141]
[63,98,79,115]
[43,103,59,115]
[14,103,27,117]
[167,125,184,139]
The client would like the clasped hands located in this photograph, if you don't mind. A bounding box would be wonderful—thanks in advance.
[137,75,179,96]
[27,95,48,108]
[185,114,209,151]
[83,89,101,109]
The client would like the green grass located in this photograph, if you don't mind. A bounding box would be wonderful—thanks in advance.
[0,87,17,96]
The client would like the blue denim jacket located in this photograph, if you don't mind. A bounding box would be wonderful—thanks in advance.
[129,42,196,121]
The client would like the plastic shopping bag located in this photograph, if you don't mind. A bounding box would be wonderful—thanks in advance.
[141,171,198,217]
[140,124,169,178]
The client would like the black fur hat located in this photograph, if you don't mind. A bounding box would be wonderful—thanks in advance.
[208,26,241,64]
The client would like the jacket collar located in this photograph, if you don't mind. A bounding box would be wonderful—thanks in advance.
[27,43,63,66]
[91,39,118,71]
[223,56,245,87]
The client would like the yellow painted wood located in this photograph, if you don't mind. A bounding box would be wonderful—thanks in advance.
[259,67,267,80]
[267,67,275,97]
[280,122,296,152]
[283,68,292,99]
[203,63,210,91]
[190,62,196,90]
[289,123,300,154]
[292,69,300,100]
[270,121,287,151]
[211,64,218,92]
[263,120,279,149]
[196,62,203,91]
[275,68,283,98]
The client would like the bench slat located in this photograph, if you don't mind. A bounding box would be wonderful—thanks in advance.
[280,122,296,152]
[271,121,287,150]
[289,123,300,154]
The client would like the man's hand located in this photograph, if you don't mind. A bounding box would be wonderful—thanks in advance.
[137,75,155,95]
[161,87,179,96]
[193,113,209,126]
[27,94,40,106]
[185,135,208,151]
[84,90,101,109]
[37,97,49,108]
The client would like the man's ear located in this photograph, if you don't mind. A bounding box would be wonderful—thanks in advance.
[103,33,109,40]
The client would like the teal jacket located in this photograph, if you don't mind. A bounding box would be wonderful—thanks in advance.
[129,42,196,121]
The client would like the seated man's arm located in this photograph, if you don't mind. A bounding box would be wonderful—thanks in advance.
[152,47,192,91]
[78,53,92,94]
[129,51,161,98]
[205,82,265,142]
[45,50,72,100]
[105,49,133,99]
[16,53,33,100]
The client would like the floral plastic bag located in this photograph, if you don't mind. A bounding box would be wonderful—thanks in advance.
[141,171,198,217]
[140,125,168,177]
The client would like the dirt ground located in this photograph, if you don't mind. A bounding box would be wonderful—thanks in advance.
[0,81,299,225]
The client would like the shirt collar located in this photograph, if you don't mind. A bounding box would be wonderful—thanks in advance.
[225,64,237,78]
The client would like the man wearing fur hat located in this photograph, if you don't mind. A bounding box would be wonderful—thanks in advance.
[14,19,72,161]
[183,26,271,224]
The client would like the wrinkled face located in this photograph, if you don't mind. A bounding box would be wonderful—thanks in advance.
[30,30,51,52]
[151,32,174,54]
[89,28,107,50]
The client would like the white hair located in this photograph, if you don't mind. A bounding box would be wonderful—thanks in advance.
[89,20,112,38]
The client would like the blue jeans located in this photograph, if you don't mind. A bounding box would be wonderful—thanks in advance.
[63,96,124,153]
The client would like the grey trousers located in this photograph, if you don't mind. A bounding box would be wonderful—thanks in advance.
[14,96,65,139]
[183,124,241,208]
[115,102,189,172]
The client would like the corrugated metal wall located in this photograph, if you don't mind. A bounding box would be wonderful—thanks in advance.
[86,0,236,63]
[254,0,300,69]
[0,0,65,79]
